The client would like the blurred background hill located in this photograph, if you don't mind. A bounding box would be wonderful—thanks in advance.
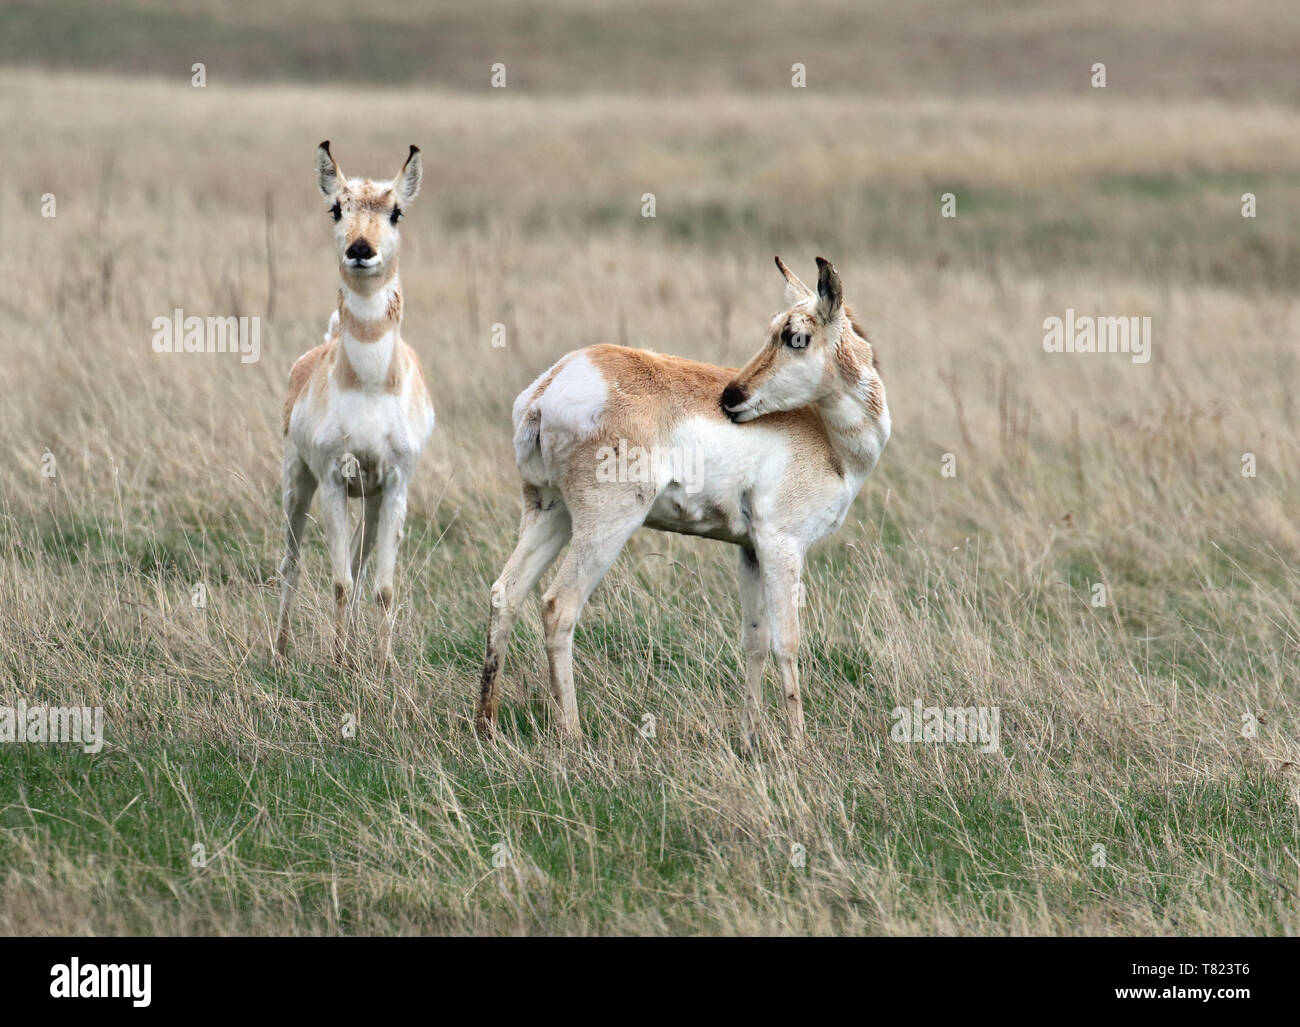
[3,0,1298,100]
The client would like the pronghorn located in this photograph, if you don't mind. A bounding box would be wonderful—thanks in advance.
[477,256,889,746]
[274,142,435,666]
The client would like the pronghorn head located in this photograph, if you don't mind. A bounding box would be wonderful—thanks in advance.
[315,141,422,284]
[721,256,847,423]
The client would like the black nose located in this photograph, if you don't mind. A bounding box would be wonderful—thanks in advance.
[720,384,746,412]
[345,239,374,261]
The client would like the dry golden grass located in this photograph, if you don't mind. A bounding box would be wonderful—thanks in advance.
[0,66,1298,935]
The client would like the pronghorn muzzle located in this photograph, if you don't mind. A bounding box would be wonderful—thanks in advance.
[345,237,381,271]
[345,238,374,262]
[720,382,748,422]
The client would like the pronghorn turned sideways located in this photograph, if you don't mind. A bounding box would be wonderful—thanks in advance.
[275,142,435,666]
[477,257,890,746]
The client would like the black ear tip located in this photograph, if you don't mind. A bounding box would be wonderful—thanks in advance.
[815,256,830,270]
[319,140,331,153]
[409,144,420,156]
[774,255,783,267]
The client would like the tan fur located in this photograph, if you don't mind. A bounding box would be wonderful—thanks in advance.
[405,355,430,421]
[585,344,732,428]
[340,304,394,344]
[842,302,876,369]
[581,344,843,481]
[283,344,328,435]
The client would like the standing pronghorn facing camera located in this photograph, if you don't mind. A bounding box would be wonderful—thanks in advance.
[477,257,890,747]
[274,141,435,667]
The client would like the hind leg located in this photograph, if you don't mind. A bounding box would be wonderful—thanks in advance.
[539,485,654,740]
[351,491,382,584]
[477,484,571,738]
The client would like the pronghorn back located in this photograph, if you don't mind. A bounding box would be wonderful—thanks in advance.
[511,342,862,494]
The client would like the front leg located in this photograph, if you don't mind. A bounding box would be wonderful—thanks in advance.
[274,448,317,661]
[372,469,409,668]
[737,546,769,750]
[756,536,805,747]
[317,465,355,668]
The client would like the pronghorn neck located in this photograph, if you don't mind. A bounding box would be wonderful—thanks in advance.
[815,333,887,477]
[335,268,402,389]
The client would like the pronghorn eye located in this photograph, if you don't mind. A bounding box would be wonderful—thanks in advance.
[330,201,342,223]
[390,207,403,225]
[782,325,810,350]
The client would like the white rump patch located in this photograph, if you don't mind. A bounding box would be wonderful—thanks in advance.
[512,352,607,485]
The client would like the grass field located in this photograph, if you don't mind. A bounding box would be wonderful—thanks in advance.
[2,2,1300,935]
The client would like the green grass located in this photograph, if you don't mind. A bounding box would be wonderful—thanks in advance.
[1,477,1297,933]
[4,738,1293,934]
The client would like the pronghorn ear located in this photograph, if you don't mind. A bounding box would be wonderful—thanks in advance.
[775,255,814,306]
[316,141,343,199]
[394,145,422,206]
[814,256,843,324]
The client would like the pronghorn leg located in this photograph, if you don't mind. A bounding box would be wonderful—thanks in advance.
[350,490,382,584]
[737,545,769,749]
[274,449,317,660]
[758,538,805,747]
[317,472,354,668]
[477,485,572,739]
[349,490,382,665]
[539,489,653,740]
[371,473,409,668]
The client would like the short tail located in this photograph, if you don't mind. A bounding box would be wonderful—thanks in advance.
[512,405,542,468]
